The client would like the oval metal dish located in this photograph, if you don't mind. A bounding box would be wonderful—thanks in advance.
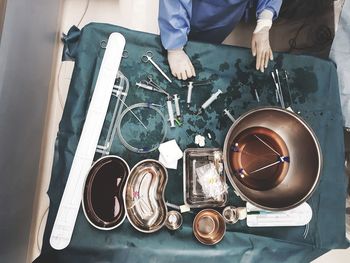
[82,155,129,230]
[125,159,168,233]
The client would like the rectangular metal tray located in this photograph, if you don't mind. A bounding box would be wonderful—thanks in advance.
[183,148,228,208]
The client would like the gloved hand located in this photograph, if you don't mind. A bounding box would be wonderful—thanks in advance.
[252,10,274,73]
[167,48,196,80]
[251,27,273,73]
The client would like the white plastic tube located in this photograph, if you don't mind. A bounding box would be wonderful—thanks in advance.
[201,89,222,110]
[167,99,175,128]
[186,82,193,104]
[223,108,235,123]
[174,94,181,117]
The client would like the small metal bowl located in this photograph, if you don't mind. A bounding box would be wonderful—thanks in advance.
[193,209,226,245]
[165,210,183,230]
[222,206,239,224]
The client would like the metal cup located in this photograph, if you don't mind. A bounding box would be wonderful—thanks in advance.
[193,209,226,245]
[222,206,239,224]
[165,210,183,230]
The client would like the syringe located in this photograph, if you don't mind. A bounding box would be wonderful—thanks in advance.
[183,80,212,107]
[223,108,235,122]
[136,81,169,97]
[173,94,181,118]
[197,89,223,115]
[167,97,175,128]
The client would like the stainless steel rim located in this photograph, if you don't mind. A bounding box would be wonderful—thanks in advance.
[223,106,322,211]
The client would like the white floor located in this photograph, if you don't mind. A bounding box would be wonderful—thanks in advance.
[28,0,350,262]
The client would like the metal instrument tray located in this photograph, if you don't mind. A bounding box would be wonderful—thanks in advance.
[183,148,227,208]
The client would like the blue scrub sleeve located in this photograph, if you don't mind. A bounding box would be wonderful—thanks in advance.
[256,0,283,20]
[158,0,192,50]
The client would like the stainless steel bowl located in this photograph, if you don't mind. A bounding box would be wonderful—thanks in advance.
[82,155,129,230]
[223,107,322,211]
[125,159,168,233]
[165,210,183,230]
[193,209,226,245]
[222,206,239,224]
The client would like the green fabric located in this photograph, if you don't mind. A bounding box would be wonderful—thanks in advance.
[35,23,348,263]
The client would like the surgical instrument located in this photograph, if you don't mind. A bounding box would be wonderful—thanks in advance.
[167,98,175,128]
[254,135,281,156]
[183,80,212,106]
[223,108,235,123]
[275,69,284,105]
[284,70,293,107]
[197,89,222,115]
[146,75,163,90]
[137,75,170,97]
[118,98,148,130]
[248,158,287,175]
[173,94,181,118]
[136,82,169,97]
[271,71,285,108]
[141,51,172,83]
[101,40,129,59]
[254,89,260,102]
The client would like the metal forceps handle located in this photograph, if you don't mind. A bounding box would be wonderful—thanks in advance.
[101,40,128,58]
[141,50,172,83]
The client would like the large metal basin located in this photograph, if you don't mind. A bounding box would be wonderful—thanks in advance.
[223,107,322,211]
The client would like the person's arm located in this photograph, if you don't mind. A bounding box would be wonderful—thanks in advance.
[158,0,195,80]
[158,0,192,50]
[256,0,282,20]
[251,0,283,72]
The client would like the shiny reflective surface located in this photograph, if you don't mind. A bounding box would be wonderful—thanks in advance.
[183,148,227,208]
[193,209,226,245]
[165,210,183,230]
[222,206,239,224]
[230,127,289,190]
[83,156,129,230]
[223,107,322,211]
[125,159,168,233]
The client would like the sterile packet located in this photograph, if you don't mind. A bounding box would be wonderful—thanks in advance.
[195,163,228,201]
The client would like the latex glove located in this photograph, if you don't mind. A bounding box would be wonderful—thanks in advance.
[167,48,196,80]
[251,27,273,73]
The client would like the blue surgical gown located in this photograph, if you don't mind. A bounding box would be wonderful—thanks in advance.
[158,0,283,50]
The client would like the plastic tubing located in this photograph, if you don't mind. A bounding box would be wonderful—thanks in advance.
[116,102,167,153]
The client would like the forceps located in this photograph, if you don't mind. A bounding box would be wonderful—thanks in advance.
[100,40,128,58]
[141,51,172,83]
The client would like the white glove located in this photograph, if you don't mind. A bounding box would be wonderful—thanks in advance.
[252,10,274,73]
[167,48,196,80]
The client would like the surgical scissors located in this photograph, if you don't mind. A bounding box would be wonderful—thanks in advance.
[141,51,172,83]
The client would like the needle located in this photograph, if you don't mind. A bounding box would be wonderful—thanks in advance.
[254,135,281,156]
[118,98,148,130]
[249,160,281,174]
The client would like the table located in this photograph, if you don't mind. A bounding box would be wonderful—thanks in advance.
[34,23,348,263]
